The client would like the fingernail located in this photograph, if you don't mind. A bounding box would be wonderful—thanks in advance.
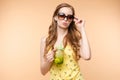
[80,20,82,23]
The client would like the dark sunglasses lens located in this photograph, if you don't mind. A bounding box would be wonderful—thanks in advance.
[58,13,74,21]
[58,13,65,20]
[67,15,74,20]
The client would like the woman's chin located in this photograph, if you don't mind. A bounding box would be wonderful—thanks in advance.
[61,26,68,29]
[60,25,69,29]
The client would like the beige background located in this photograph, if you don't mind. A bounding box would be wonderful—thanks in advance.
[0,0,120,80]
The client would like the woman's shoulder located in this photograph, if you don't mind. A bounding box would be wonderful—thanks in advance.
[40,35,47,43]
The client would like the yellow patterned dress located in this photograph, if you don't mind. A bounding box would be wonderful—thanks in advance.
[50,44,84,80]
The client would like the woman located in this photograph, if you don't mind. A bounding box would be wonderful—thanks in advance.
[40,3,91,80]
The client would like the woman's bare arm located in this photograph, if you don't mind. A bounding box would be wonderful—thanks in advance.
[40,37,56,75]
[74,18,91,60]
[79,27,91,60]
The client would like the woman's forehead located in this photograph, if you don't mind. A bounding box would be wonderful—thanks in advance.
[58,7,73,15]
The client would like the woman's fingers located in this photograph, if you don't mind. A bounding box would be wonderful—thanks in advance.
[46,48,57,62]
[74,17,78,23]
[74,17,82,23]
[74,17,85,28]
[52,48,57,55]
[47,56,54,62]
[46,54,54,62]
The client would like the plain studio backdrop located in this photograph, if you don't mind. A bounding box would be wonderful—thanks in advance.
[0,0,120,80]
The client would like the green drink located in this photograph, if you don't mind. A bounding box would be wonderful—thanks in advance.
[54,44,64,64]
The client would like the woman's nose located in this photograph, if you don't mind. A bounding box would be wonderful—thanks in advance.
[64,17,68,21]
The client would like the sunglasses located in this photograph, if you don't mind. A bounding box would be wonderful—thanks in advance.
[57,13,74,21]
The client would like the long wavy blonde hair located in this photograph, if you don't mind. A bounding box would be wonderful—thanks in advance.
[44,3,82,59]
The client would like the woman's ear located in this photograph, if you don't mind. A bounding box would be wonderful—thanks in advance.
[54,16,57,21]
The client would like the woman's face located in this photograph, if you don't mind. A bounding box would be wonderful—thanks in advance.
[55,7,74,29]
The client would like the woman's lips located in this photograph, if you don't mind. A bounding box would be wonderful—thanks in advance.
[63,22,68,26]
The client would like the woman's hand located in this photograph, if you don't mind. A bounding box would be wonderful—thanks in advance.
[46,48,57,63]
[74,17,91,60]
[74,17,85,30]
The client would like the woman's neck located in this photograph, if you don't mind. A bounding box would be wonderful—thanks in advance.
[57,26,68,40]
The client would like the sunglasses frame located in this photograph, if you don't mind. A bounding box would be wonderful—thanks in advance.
[57,13,74,21]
